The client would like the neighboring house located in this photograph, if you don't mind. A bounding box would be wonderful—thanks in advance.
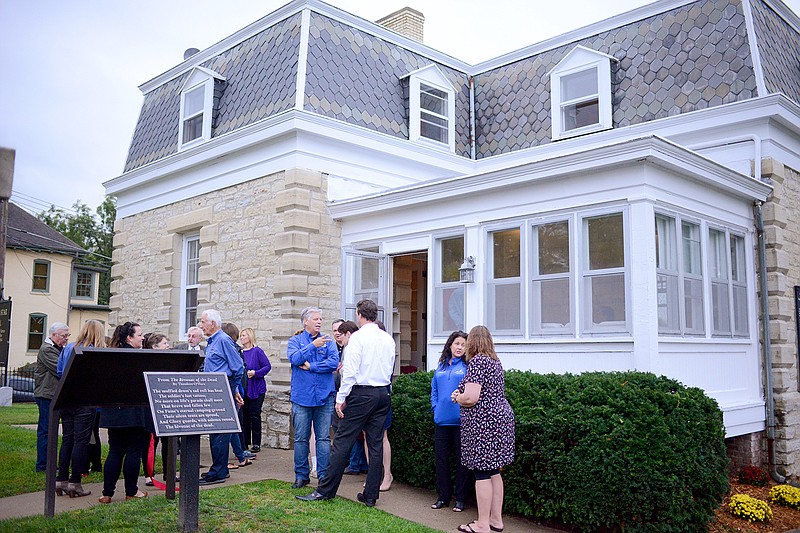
[105,0,800,476]
[4,202,110,371]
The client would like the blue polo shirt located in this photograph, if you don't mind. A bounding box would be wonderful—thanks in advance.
[287,330,339,407]
[203,329,244,396]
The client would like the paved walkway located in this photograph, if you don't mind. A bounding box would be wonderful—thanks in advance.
[0,431,554,532]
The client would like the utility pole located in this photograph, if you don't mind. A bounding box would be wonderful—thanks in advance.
[0,146,13,298]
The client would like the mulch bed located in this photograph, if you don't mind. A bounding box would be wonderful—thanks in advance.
[709,479,800,532]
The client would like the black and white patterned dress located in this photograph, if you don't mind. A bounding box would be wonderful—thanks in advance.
[458,353,515,470]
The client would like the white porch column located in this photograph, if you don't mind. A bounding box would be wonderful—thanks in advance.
[628,198,658,372]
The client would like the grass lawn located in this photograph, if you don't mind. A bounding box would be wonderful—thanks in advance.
[0,404,105,497]
[0,479,440,532]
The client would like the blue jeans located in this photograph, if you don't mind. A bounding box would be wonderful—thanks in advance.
[35,397,51,471]
[230,432,245,462]
[208,433,231,480]
[292,394,334,480]
[348,438,368,471]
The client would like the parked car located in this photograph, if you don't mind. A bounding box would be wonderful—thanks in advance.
[7,376,35,402]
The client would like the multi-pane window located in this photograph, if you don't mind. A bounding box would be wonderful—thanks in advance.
[73,270,94,298]
[530,220,572,334]
[28,314,46,350]
[487,228,522,334]
[181,235,201,334]
[655,213,748,338]
[181,85,205,145]
[434,236,465,335]
[560,68,599,132]
[583,213,626,332]
[32,260,50,291]
[419,84,449,145]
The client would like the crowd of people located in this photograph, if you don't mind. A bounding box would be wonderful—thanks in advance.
[33,299,516,533]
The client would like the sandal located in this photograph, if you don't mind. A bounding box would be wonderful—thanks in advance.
[238,458,253,467]
[453,500,465,512]
[431,499,449,509]
[227,463,239,470]
[98,496,112,504]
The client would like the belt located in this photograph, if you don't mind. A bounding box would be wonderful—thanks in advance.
[352,384,390,390]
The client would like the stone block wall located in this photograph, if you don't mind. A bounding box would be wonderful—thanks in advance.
[761,158,800,479]
[110,168,342,449]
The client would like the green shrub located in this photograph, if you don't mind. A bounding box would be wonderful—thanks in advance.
[391,370,729,531]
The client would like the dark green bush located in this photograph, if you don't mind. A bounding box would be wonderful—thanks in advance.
[391,370,729,532]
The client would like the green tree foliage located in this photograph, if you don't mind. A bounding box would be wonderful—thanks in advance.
[38,197,115,305]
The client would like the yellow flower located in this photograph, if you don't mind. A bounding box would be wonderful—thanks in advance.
[729,494,772,523]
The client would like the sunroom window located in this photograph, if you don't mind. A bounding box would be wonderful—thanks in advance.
[530,220,572,334]
[487,228,522,334]
[549,45,615,140]
[582,212,626,333]
[434,235,465,335]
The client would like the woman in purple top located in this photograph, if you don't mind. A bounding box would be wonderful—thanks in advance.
[239,328,271,453]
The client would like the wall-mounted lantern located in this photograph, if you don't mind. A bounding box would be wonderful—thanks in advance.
[459,256,476,283]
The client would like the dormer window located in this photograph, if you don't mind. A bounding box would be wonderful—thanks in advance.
[405,65,456,151]
[178,67,226,150]
[549,45,616,140]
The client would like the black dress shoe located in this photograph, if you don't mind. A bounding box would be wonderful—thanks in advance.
[357,492,376,507]
[295,490,331,501]
[291,478,309,489]
[343,468,360,475]
[431,499,448,509]
[198,476,225,486]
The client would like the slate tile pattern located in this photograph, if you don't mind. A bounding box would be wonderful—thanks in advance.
[474,0,757,158]
[304,13,472,158]
[124,13,301,172]
[750,0,800,102]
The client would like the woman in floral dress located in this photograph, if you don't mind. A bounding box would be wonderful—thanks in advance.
[451,325,515,533]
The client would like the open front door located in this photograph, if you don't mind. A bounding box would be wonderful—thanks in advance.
[341,249,389,328]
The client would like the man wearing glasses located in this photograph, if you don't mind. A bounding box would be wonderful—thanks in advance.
[33,323,69,471]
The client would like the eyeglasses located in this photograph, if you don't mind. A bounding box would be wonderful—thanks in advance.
[59,333,71,338]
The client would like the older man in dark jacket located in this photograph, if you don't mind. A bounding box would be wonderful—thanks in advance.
[33,322,69,471]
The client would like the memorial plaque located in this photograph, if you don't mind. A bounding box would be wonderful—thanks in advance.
[0,299,11,367]
[144,372,241,437]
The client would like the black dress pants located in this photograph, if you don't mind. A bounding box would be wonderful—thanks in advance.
[434,424,470,503]
[56,406,94,483]
[104,427,150,497]
[318,385,390,501]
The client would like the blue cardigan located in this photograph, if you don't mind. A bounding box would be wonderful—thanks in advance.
[430,357,467,426]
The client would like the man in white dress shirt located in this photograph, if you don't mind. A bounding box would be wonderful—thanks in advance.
[296,299,395,507]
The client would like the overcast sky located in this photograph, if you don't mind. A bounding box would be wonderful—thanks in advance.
[2,0,798,216]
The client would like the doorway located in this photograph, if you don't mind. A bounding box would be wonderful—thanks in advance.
[392,253,428,372]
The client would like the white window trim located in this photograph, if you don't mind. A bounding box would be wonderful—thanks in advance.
[179,233,201,337]
[178,67,225,150]
[529,216,574,336]
[549,45,615,141]
[406,64,456,152]
[433,233,466,337]
[485,224,525,336]
[579,208,629,335]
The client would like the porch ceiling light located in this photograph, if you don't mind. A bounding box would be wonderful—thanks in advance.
[459,256,476,283]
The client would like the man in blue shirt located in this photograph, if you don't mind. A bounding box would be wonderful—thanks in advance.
[199,309,244,485]
[287,306,339,488]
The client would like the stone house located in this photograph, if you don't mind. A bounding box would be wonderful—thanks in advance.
[105,0,800,476]
[3,202,109,372]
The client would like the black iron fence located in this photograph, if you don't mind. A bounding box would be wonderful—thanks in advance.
[2,366,36,402]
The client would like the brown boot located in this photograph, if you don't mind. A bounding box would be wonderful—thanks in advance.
[65,482,91,498]
[55,480,68,496]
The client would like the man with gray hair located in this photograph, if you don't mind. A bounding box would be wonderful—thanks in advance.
[287,306,339,488]
[34,322,69,471]
[176,326,204,352]
[198,309,244,485]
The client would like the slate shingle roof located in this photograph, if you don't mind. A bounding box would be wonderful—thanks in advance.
[304,13,472,158]
[122,0,798,170]
[6,203,85,256]
[474,0,757,158]
[124,12,302,172]
[751,0,800,101]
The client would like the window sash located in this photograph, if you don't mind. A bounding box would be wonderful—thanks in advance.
[531,220,572,334]
[582,212,626,333]
[419,84,449,144]
[181,235,201,333]
[488,228,522,334]
[434,235,465,335]
[32,261,50,291]
[73,271,93,298]
[28,314,46,350]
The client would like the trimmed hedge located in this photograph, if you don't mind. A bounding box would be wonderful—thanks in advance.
[391,370,729,531]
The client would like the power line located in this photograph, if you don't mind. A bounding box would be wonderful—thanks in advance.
[11,190,85,215]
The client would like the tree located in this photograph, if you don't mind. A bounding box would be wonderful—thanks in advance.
[38,197,116,305]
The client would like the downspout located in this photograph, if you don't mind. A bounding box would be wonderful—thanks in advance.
[469,76,476,160]
[755,200,785,483]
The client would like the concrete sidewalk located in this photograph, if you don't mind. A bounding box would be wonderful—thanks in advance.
[0,432,553,532]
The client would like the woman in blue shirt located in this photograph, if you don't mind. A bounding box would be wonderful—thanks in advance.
[430,330,470,512]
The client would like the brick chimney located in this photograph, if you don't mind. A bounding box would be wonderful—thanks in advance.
[376,7,424,43]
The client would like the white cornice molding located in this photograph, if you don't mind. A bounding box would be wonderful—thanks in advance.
[327,136,772,219]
